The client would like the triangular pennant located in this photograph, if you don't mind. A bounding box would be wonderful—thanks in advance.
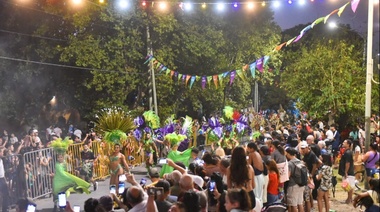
[213,75,218,88]
[230,71,236,85]
[189,76,196,89]
[274,42,287,51]
[249,62,256,78]
[223,72,229,78]
[178,73,183,82]
[324,9,339,24]
[218,74,224,87]
[159,66,167,73]
[263,56,270,66]
[182,74,186,83]
[338,2,350,17]
[155,62,161,69]
[196,76,201,81]
[186,75,191,85]
[286,36,297,46]
[207,76,212,88]
[236,69,246,81]
[165,69,171,75]
[144,55,154,64]
[351,0,360,13]
[256,58,264,72]
[202,76,207,89]
[170,70,175,78]
[311,17,325,28]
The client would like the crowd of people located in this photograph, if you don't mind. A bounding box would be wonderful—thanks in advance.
[1,109,380,212]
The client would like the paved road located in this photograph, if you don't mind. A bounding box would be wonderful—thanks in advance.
[16,165,152,212]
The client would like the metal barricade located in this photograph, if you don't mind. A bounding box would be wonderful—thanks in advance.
[23,148,56,199]
[21,141,115,200]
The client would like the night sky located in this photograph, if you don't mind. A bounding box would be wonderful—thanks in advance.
[273,0,379,56]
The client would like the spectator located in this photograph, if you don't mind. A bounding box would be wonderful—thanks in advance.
[316,154,333,212]
[125,172,158,212]
[353,196,380,212]
[247,142,265,204]
[168,202,186,212]
[197,190,208,212]
[9,133,18,145]
[338,139,355,204]
[300,140,320,204]
[53,125,62,138]
[164,170,182,197]
[202,152,221,176]
[224,188,252,212]
[15,198,29,212]
[79,144,97,190]
[183,190,201,211]
[154,180,172,212]
[227,146,255,209]
[285,147,305,212]
[219,158,230,186]
[353,179,380,206]
[146,167,161,187]
[178,174,194,201]
[84,198,106,212]
[0,147,10,212]
[362,143,379,182]
[266,160,279,205]
[99,194,126,212]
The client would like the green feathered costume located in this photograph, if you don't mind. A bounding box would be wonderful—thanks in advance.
[51,138,91,199]
[159,133,192,177]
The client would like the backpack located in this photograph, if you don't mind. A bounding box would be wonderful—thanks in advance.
[291,160,308,186]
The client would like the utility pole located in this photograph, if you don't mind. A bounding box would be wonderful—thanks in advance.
[364,0,374,152]
[146,25,158,115]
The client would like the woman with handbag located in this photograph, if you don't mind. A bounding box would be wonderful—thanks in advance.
[362,143,379,182]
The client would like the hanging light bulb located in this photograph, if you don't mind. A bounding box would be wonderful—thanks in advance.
[233,2,238,8]
[142,1,146,6]
[261,1,266,6]
[288,0,292,4]
[202,2,206,8]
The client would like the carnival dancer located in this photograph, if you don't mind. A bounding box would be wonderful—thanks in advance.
[160,133,192,177]
[51,137,91,212]
[141,131,158,172]
[219,128,238,156]
[108,142,129,190]
[95,109,136,191]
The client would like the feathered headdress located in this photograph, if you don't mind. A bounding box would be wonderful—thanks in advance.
[143,110,160,129]
[51,137,73,155]
[180,116,193,137]
[165,132,187,147]
[223,106,234,121]
[95,109,135,145]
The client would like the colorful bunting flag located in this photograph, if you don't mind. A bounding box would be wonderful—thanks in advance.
[311,17,325,28]
[207,76,212,88]
[186,75,191,85]
[256,58,264,72]
[324,9,339,24]
[230,71,236,85]
[190,76,196,89]
[213,75,218,88]
[202,76,206,89]
[249,62,256,78]
[218,74,224,87]
[351,0,360,13]
[338,2,350,16]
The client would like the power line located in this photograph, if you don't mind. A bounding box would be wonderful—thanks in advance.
[0,55,127,74]
[0,29,68,42]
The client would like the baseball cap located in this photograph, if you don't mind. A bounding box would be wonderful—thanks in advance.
[300,141,308,149]
[191,175,204,190]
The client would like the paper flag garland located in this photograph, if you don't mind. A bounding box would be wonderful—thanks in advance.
[143,0,361,89]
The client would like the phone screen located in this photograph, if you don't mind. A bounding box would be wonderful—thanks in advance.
[119,174,126,182]
[58,192,66,208]
[209,181,216,191]
[140,178,147,186]
[26,204,36,212]
[118,182,125,194]
[159,159,167,164]
[110,185,116,194]
[73,205,80,212]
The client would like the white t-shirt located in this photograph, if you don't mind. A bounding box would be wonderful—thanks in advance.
[326,130,334,140]
[0,159,4,178]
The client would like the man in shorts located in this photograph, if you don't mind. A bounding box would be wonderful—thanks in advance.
[285,147,305,212]
[338,139,355,204]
